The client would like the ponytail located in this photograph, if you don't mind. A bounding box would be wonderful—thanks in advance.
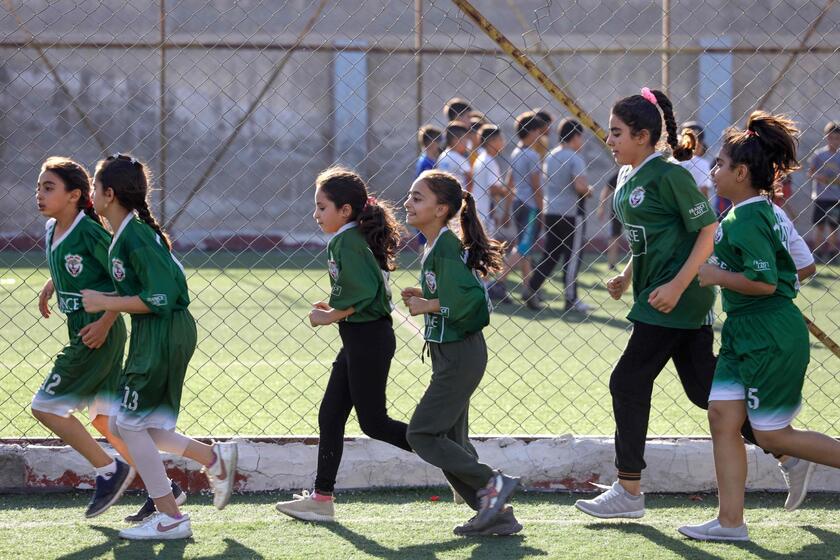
[95,153,171,250]
[460,191,505,277]
[722,111,799,192]
[357,198,404,272]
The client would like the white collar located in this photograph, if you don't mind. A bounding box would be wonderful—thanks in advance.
[108,212,135,254]
[334,221,358,236]
[421,226,449,266]
[620,152,663,186]
[733,195,769,209]
[50,211,86,251]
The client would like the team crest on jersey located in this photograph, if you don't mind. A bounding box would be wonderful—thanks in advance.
[714,225,724,244]
[64,254,83,277]
[629,186,645,208]
[112,258,126,282]
[425,271,437,293]
[328,259,339,280]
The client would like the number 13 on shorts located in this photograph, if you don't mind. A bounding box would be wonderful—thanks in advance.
[122,386,139,411]
[748,388,760,410]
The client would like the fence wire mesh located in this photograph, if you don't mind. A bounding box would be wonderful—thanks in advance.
[1,0,838,438]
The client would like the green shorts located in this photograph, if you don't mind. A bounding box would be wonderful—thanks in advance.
[31,312,126,420]
[116,309,197,431]
[710,302,809,431]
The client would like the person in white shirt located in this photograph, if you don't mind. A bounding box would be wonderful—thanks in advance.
[677,121,713,198]
[435,121,472,192]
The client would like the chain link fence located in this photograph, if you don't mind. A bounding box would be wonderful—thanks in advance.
[1,0,838,438]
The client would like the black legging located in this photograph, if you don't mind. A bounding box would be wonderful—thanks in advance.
[610,321,768,480]
[315,317,412,493]
[528,214,584,304]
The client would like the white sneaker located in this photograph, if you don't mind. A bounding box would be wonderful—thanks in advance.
[779,458,816,511]
[678,518,749,542]
[204,442,238,510]
[575,481,645,519]
[275,490,336,522]
[566,299,593,313]
[118,512,192,540]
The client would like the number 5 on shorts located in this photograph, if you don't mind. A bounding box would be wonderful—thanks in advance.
[748,388,760,410]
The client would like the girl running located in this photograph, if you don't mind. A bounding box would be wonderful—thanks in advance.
[32,156,134,518]
[575,88,720,518]
[402,169,521,537]
[679,112,840,542]
[81,153,237,541]
[274,167,413,522]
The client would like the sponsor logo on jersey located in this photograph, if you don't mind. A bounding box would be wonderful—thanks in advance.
[112,258,126,282]
[147,294,168,307]
[714,225,724,243]
[424,271,437,293]
[688,201,710,218]
[629,186,645,208]
[64,254,83,277]
[753,259,770,271]
[328,259,339,281]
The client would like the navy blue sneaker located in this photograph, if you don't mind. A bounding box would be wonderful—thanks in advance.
[125,480,188,523]
[85,459,135,518]
[474,471,519,530]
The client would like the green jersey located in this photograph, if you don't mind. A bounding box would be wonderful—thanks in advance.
[326,222,393,323]
[420,228,490,343]
[614,153,717,328]
[711,196,798,315]
[46,212,116,315]
[108,214,190,314]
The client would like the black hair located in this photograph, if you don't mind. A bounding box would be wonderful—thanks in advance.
[479,123,501,145]
[445,121,469,147]
[417,170,505,277]
[558,118,584,143]
[515,111,548,140]
[41,156,103,226]
[417,125,442,149]
[444,97,472,122]
[316,167,404,271]
[721,111,799,193]
[612,90,694,161]
[824,121,840,135]
[94,153,171,249]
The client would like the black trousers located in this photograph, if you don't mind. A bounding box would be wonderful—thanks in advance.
[528,214,583,304]
[610,321,764,479]
[315,318,412,493]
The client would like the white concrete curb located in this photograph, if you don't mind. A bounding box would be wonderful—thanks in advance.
[2,436,837,493]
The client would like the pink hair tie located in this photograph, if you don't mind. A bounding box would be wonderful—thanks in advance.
[640,87,658,106]
[745,130,757,137]
[365,195,378,208]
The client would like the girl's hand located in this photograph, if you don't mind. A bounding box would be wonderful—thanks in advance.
[401,287,422,306]
[697,263,721,288]
[38,279,55,318]
[606,274,629,300]
[312,301,331,311]
[78,315,115,349]
[406,296,428,316]
[309,308,333,327]
[648,280,684,314]
[81,289,107,313]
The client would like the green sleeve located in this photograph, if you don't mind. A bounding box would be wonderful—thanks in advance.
[435,254,481,323]
[730,223,779,286]
[328,246,380,311]
[128,246,181,314]
[661,167,716,232]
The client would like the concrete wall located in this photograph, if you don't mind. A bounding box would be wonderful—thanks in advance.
[1,0,838,246]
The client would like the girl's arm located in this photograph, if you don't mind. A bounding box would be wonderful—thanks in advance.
[406,297,440,316]
[648,222,716,313]
[81,290,151,314]
[78,310,120,349]
[309,305,354,326]
[698,264,776,295]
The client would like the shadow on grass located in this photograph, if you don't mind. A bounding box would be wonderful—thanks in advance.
[55,526,264,560]
[323,522,547,560]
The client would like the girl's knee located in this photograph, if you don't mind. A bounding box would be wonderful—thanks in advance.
[708,402,744,435]
[91,414,109,434]
[753,428,788,453]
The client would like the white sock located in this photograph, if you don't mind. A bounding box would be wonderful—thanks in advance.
[95,459,117,479]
